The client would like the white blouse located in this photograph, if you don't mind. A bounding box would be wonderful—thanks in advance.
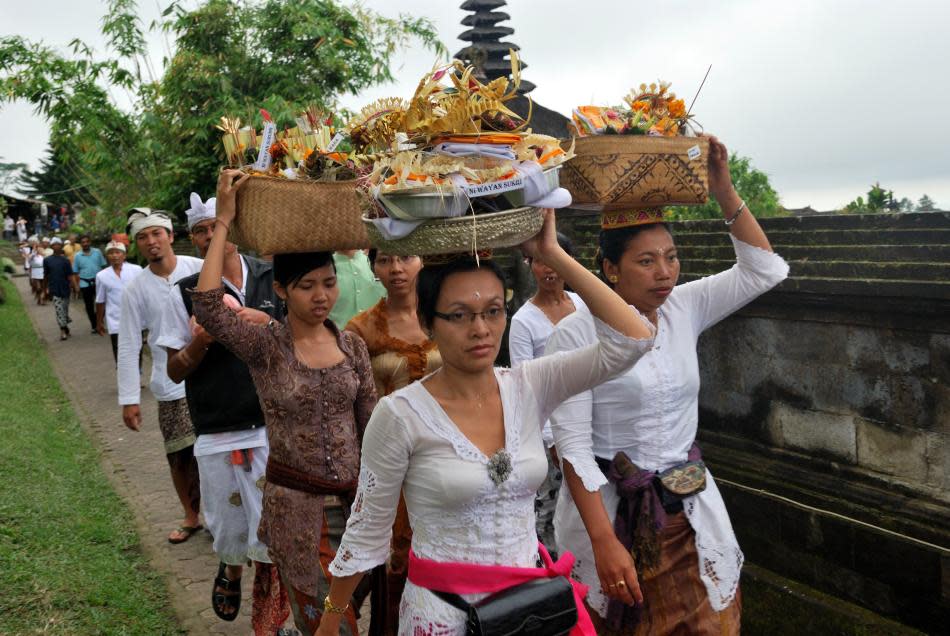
[330,316,654,635]
[546,236,789,617]
[508,291,587,446]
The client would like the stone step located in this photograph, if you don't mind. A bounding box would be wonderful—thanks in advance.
[672,228,950,247]
[574,244,950,264]
[699,434,948,633]
[676,211,950,232]
[564,212,950,233]
[662,244,949,262]
[679,273,950,299]
[741,563,924,635]
[678,259,948,281]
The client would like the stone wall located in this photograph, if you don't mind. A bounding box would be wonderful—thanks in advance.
[552,211,950,632]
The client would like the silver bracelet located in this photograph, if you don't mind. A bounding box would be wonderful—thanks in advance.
[725,200,747,226]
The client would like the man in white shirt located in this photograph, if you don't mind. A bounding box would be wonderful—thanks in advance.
[157,193,288,627]
[117,207,204,544]
[95,240,143,361]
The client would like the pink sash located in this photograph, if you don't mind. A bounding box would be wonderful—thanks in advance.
[407,542,595,635]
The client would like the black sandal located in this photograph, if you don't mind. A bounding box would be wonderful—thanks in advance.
[212,562,242,621]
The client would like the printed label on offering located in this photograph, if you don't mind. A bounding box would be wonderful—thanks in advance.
[253,122,278,171]
[464,175,524,198]
[327,132,346,152]
[687,144,702,161]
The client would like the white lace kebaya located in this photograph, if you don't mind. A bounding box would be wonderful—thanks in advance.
[329,316,654,635]
[546,235,789,618]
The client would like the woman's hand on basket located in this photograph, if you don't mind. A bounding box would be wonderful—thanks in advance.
[592,533,643,606]
[702,134,735,201]
[519,208,559,262]
[216,169,250,225]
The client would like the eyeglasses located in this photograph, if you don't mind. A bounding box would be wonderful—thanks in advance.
[433,307,507,325]
[190,223,214,237]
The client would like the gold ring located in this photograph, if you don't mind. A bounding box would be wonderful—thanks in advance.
[616,580,627,588]
[607,582,618,587]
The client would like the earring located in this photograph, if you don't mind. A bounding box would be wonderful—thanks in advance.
[608,275,619,283]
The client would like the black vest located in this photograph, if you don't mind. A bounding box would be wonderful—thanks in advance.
[177,256,282,436]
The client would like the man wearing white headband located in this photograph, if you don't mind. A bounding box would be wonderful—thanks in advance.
[157,192,289,629]
[117,206,205,544]
[95,240,143,361]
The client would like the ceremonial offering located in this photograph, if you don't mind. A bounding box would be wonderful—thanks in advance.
[363,206,543,256]
[356,58,573,222]
[561,81,709,210]
[352,52,572,256]
[218,108,370,253]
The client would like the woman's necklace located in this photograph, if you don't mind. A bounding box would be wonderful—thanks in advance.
[435,371,512,485]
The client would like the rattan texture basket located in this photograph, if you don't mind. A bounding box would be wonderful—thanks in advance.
[229,175,370,254]
[363,206,543,256]
[560,136,709,210]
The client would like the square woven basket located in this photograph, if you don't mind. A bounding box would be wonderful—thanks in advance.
[559,136,709,210]
[229,175,370,254]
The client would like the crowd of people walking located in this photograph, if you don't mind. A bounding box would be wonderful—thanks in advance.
[7,136,788,635]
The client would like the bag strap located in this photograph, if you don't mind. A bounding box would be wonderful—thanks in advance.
[430,590,472,613]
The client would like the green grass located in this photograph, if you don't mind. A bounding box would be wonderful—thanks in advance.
[0,278,183,635]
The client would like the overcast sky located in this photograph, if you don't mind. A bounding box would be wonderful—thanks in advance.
[2,0,949,209]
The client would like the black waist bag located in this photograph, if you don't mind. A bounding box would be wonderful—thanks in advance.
[433,577,577,636]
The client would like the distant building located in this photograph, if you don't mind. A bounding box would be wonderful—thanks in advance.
[785,205,839,216]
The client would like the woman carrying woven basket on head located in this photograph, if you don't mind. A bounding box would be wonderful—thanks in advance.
[546,135,789,635]
[313,209,655,636]
[344,249,441,634]
[192,169,378,636]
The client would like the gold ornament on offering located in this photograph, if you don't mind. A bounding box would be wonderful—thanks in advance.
[346,97,409,153]
[600,207,668,229]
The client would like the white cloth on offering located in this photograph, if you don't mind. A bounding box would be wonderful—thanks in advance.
[433,143,516,161]
[367,216,425,240]
[514,160,572,209]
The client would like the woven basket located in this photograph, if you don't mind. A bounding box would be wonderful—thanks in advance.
[229,175,370,254]
[560,136,709,210]
[363,206,543,256]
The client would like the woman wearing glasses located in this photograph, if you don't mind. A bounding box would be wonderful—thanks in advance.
[315,210,655,635]
[344,250,440,632]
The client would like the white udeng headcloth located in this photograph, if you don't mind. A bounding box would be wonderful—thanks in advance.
[185,192,217,231]
[127,207,173,238]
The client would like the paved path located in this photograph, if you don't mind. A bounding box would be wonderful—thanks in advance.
[15,275,371,634]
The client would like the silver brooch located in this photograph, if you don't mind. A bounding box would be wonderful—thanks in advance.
[487,449,513,486]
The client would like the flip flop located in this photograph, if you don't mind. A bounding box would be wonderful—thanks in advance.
[212,562,242,621]
[168,524,203,544]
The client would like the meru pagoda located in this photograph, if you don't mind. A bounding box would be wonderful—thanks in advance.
[454,0,570,137]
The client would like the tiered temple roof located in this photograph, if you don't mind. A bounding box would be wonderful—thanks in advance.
[455,0,535,94]
[455,1,571,136]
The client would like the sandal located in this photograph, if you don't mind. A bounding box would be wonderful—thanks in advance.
[212,562,242,621]
[167,524,203,544]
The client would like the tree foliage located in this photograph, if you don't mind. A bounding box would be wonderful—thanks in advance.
[0,0,443,233]
[916,194,936,212]
[17,145,93,205]
[668,153,784,220]
[842,182,901,214]
[0,159,27,194]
